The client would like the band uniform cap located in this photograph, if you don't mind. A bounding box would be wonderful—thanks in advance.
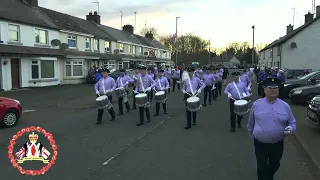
[102,68,110,73]
[232,72,240,76]
[261,77,281,88]
[158,69,165,73]
[120,69,126,72]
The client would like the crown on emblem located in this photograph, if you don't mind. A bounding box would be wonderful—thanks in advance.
[29,132,38,143]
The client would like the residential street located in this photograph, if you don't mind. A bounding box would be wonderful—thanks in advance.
[0,81,317,180]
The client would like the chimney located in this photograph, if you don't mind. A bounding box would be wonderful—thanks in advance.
[286,24,293,34]
[86,11,100,24]
[122,24,134,34]
[305,12,314,24]
[24,0,38,6]
[316,6,320,17]
[145,31,154,40]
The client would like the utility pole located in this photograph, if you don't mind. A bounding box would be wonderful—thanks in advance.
[91,0,99,15]
[175,17,181,66]
[252,25,255,67]
[120,11,123,29]
[208,39,211,65]
[134,12,137,30]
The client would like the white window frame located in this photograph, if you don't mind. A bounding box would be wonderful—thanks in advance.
[118,62,123,69]
[139,47,143,55]
[30,60,55,80]
[128,45,132,54]
[8,24,20,42]
[35,28,48,45]
[105,41,111,52]
[94,38,99,51]
[119,43,124,53]
[65,61,84,77]
[67,35,77,48]
[85,38,91,50]
[104,61,116,68]
[132,46,136,55]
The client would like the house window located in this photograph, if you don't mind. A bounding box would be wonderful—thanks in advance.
[35,29,48,45]
[118,62,123,69]
[85,38,90,49]
[104,61,115,68]
[65,61,83,77]
[31,60,55,79]
[105,41,111,52]
[94,39,99,51]
[8,24,20,42]
[119,44,124,53]
[277,46,281,56]
[67,35,77,48]
[139,47,143,55]
[128,45,132,54]
[132,46,136,55]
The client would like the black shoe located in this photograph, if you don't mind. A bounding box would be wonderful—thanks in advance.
[238,124,242,128]
[164,112,167,114]
[230,128,235,132]
[131,108,136,110]
[202,104,206,106]
[110,118,115,121]
[118,113,123,116]
[185,126,191,129]
[153,113,159,116]
[127,110,130,113]
[136,122,144,126]
[147,120,151,122]
[193,123,196,125]
[96,121,101,125]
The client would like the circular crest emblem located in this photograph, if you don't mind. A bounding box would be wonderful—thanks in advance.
[7,126,58,176]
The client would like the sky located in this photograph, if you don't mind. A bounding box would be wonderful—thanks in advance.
[39,0,319,47]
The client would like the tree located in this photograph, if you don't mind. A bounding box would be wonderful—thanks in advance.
[255,43,268,51]
[139,27,159,40]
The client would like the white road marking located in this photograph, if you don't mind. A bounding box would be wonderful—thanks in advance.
[22,109,36,113]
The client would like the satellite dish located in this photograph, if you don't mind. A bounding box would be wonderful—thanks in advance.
[114,49,119,54]
[290,42,297,48]
[59,43,69,50]
[51,39,61,46]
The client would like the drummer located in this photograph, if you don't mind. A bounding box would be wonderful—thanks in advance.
[240,70,252,91]
[224,72,250,132]
[163,67,172,94]
[202,66,215,106]
[182,67,205,129]
[94,68,116,124]
[147,68,155,102]
[153,69,169,116]
[116,69,134,115]
[131,66,141,110]
[134,66,156,126]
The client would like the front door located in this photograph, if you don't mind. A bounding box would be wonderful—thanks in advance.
[10,58,20,89]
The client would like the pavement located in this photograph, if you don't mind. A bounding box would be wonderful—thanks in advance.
[0,77,317,180]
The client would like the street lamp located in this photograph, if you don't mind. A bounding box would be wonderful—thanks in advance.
[252,25,255,67]
[120,11,123,29]
[175,17,181,66]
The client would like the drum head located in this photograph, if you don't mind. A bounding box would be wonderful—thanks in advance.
[116,87,123,90]
[136,93,147,98]
[155,91,165,96]
[234,100,248,106]
[96,95,107,101]
[187,96,200,103]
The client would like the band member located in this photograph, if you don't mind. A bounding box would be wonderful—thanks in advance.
[153,69,169,116]
[247,77,296,180]
[216,69,223,96]
[257,69,268,97]
[116,69,134,115]
[202,67,215,106]
[148,68,154,102]
[240,70,252,91]
[94,68,116,124]
[182,67,205,129]
[213,68,220,100]
[195,67,203,79]
[131,66,141,110]
[172,66,181,92]
[224,72,250,132]
[134,66,156,126]
[163,67,172,94]
[278,70,285,98]
[222,67,229,85]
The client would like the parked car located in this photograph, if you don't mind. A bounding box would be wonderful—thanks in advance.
[283,71,320,96]
[283,68,312,80]
[0,97,22,128]
[289,83,320,104]
[109,69,134,81]
[307,95,320,126]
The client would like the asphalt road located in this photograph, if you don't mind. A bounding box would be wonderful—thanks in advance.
[0,77,317,180]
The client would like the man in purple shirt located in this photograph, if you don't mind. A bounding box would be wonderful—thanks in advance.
[153,69,169,116]
[94,68,116,124]
[163,68,172,94]
[182,67,205,129]
[116,69,134,115]
[147,68,155,102]
[216,69,223,96]
[224,72,250,132]
[131,66,141,110]
[202,67,215,106]
[247,77,296,180]
[172,66,181,92]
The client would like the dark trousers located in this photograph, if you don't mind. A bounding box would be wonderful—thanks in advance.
[118,90,130,114]
[167,78,171,93]
[155,102,167,114]
[97,95,116,122]
[185,94,196,127]
[254,139,284,180]
[138,106,150,124]
[279,84,284,98]
[203,85,212,105]
[213,83,218,100]
[217,81,222,96]
[229,99,243,129]
[172,78,180,92]
[148,89,153,101]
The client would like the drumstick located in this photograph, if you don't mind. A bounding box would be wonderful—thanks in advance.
[153,88,158,93]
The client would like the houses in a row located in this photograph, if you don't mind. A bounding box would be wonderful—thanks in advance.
[0,0,172,91]
[259,5,320,71]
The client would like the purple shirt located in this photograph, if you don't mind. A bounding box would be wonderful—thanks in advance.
[163,70,171,79]
[240,73,252,87]
[116,75,134,90]
[216,72,222,81]
[182,76,205,94]
[172,69,180,79]
[154,76,169,91]
[94,76,116,94]
[195,69,204,79]
[149,73,155,79]
[224,81,249,99]
[247,98,296,143]
[135,74,156,92]
[202,73,215,86]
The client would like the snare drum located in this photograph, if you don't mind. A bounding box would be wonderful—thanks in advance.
[243,93,252,102]
[96,95,111,109]
[233,99,250,115]
[115,87,126,98]
[135,93,148,107]
[186,96,201,112]
[155,91,167,103]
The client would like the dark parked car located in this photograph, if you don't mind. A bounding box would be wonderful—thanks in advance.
[289,83,320,104]
[283,68,311,79]
[283,71,320,96]
[307,95,320,126]
[109,69,134,81]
